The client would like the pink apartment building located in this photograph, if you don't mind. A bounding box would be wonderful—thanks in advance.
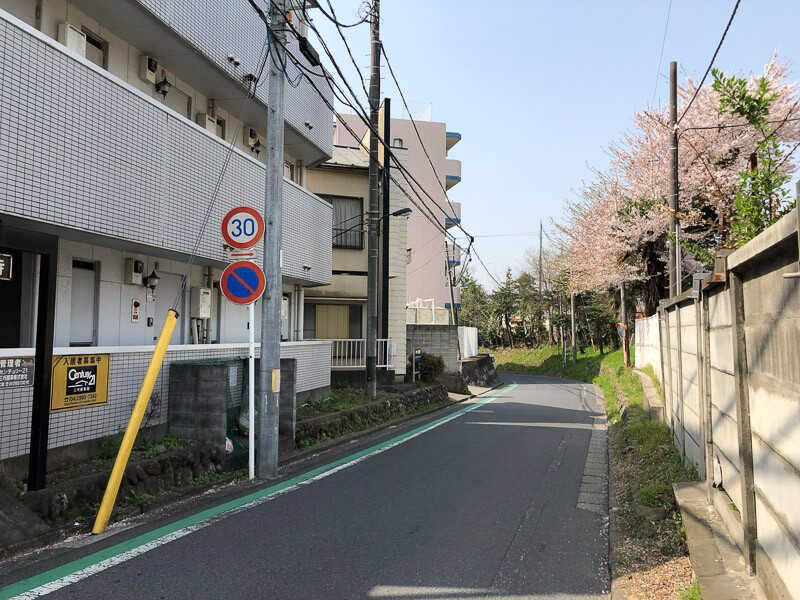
[336,113,463,311]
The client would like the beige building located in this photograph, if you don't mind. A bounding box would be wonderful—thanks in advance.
[306,145,409,379]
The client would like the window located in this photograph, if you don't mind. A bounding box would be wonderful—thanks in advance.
[70,260,97,347]
[348,305,362,338]
[303,303,316,339]
[215,117,226,141]
[82,29,107,70]
[393,138,403,148]
[325,195,364,249]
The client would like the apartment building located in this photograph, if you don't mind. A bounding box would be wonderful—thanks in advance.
[306,141,409,381]
[336,112,463,312]
[0,0,334,468]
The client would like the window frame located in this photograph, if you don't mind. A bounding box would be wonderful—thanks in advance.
[322,194,365,250]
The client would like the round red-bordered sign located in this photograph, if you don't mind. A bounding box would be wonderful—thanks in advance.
[221,207,264,249]
[220,261,266,305]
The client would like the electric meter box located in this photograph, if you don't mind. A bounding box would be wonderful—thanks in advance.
[124,258,144,285]
[190,286,212,319]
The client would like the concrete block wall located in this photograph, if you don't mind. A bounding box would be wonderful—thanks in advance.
[406,324,459,373]
[634,209,800,598]
[633,313,662,381]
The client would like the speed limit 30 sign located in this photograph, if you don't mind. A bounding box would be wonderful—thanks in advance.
[221,207,264,250]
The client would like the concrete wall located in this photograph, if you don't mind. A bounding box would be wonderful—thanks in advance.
[633,313,662,381]
[406,324,459,373]
[458,326,478,358]
[636,209,800,598]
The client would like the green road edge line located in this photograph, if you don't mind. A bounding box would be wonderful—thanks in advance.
[1,382,518,598]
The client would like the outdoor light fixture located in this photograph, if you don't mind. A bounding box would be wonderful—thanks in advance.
[251,139,263,156]
[155,71,172,97]
[143,268,161,293]
[390,207,412,217]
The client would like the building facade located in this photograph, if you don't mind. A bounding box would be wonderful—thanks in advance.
[336,113,463,312]
[0,1,334,465]
[306,145,409,378]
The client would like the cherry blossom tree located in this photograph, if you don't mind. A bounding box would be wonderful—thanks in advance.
[559,54,800,314]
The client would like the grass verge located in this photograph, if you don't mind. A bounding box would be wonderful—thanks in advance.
[494,345,699,598]
[296,386,396,421]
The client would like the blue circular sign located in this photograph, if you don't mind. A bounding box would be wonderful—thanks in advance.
[220,261,266,305]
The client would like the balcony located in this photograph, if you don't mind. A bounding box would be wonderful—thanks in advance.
[445,159,462,189]
[447,243,461,267]
[64,0,333,163]
[445,131,462,152]
[330,339,395,370]
[444,201,462,230]
[0,11,331,286]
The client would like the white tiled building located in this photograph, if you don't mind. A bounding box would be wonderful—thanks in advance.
[0,0,334,464]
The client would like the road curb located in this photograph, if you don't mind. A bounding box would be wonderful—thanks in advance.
[596,383,628,600]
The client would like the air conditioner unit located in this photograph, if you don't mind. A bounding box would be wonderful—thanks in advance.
[245,127,258,147]
[139,55,158,83]
[57,23,86,57]
[196,113,216,133]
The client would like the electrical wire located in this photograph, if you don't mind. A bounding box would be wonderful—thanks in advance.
[651,0,673,107]
[171,36,270,311]
[259,1,501,288]
[677,0,741,125]
[310,0,371,28]
[380,42,461,224]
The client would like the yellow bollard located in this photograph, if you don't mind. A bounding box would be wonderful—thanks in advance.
[93,309,179,534]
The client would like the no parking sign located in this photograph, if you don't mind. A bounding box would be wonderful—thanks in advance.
[220,261,266,305]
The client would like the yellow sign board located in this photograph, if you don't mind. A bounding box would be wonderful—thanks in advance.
[50,354,110,413]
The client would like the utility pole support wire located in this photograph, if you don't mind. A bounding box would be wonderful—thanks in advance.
[258,0,286,480]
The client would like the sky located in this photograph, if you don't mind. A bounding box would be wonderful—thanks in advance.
[313,1,800,289]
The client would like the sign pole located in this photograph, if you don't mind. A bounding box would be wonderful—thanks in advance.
[248,302,255,481]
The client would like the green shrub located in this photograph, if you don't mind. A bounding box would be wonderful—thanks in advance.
[635,481,674,507]
[407,351,445,382]
[93,428,125,462]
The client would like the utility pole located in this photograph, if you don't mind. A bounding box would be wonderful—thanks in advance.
[258,0,286,479]
[538,220,543,294]
[620,282,629,369]
[365,0,381,399]
[669,60,679,297]
[571,292,577,365]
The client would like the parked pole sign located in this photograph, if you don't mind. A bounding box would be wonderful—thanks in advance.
[50,354,110,412]
[413,348,421,382]
[0,357,34,389]
[0,253,12,280]
[387,341,396,370]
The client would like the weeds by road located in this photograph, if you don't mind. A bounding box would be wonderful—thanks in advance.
[494,346,700,599]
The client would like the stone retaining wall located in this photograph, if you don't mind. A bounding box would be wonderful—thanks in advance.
[460,355,498,387]
[21,444,223,526]
[295,384,449,445]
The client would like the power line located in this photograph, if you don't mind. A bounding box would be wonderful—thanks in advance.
[677,0,742,124]
[651,0,673,107]
[380,42,461,224]
[310,0,370,28]
[172,35,270,311]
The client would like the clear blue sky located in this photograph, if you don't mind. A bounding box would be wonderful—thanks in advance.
[313,1,800,289]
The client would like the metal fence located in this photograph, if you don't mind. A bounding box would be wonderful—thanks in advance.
[329,339,394,369]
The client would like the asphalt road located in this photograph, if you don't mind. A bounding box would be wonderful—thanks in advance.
[1,376,610,600]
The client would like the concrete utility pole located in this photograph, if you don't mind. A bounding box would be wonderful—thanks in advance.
[620,282,629,369]
[365,0,381,399]
[669,60,679,297]
[258,0,286,479]
[571,292,577,365]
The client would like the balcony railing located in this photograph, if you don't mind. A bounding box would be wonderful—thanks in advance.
[330,339,396,370]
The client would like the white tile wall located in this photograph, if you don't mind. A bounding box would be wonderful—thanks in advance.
[0,11,331,286]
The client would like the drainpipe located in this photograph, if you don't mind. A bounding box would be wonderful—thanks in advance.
[205,266,214,343]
